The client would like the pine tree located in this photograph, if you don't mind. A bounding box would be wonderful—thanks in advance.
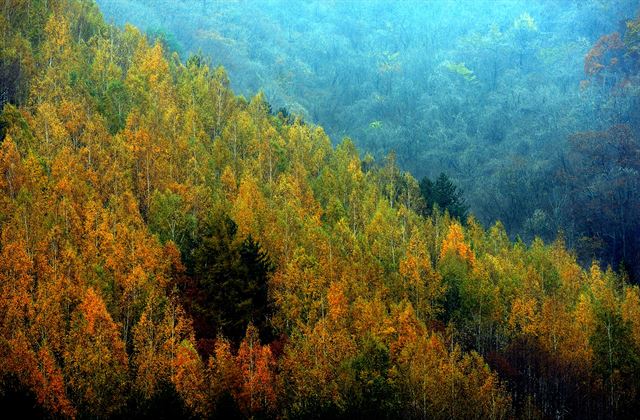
[420,173,468,220]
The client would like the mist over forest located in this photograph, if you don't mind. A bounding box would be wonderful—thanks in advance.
[1,1,640,418]
[98,0,640,280]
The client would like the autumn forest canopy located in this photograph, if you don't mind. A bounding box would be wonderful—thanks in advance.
[0,0,640,419]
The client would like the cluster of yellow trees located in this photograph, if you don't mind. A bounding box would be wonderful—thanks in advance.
[0,1,638,418]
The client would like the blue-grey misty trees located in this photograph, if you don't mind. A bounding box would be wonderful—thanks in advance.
[95,0,640,275]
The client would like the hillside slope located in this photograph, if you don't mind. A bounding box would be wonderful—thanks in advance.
[95,0,640,271]
[0,1,639,418]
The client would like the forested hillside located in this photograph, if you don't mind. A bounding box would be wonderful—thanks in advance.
[96,0,640,282]
[0,1,639,419]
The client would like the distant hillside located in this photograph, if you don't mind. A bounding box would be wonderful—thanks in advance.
[96,0,640,282]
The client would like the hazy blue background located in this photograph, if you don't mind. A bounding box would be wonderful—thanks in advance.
[95,0,640,277]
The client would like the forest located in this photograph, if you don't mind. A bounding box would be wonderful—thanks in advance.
[97,0,640,282]
[0,0,639,419]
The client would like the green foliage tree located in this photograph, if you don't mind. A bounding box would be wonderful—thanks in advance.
[345,336,401,418]
[189,213,274,344]
[420,173,468,221]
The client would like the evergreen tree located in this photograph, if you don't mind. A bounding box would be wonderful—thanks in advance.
[189,214,274,345]
[420,173,468,220]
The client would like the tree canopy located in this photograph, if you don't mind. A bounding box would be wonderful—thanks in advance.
[0,1,639,418]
